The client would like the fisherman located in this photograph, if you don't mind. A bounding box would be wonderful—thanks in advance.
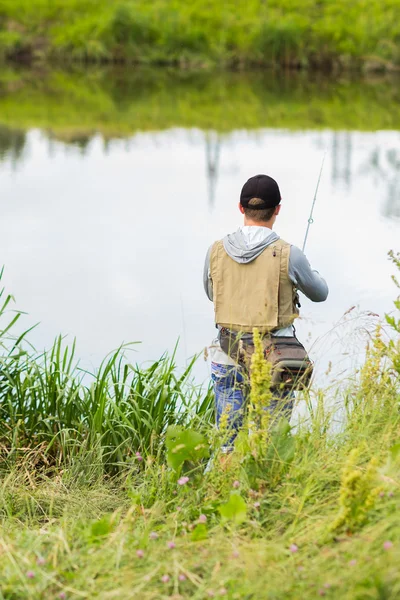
[203,174,328,452]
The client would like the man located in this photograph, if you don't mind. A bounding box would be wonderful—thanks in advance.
[203,174,328,452]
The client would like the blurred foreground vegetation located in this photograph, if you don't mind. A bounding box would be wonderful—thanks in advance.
[1,69,400,153]
[0,0,400,70]
[0,253,400,598]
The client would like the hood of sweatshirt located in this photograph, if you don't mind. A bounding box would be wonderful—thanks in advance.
[222,227,280,264]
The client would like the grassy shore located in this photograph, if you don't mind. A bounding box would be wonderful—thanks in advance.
[1,69,400,152]
[0,254,400,598]
[0,0,400,70]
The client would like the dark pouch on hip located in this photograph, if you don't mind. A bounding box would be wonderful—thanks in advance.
[264,336,313,390]
[219,329,313,391]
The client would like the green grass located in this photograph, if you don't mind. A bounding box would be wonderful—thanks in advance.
[0,0,400,69]
[1,69,400,153]
[0,253,399,598]
[0,269,214,476]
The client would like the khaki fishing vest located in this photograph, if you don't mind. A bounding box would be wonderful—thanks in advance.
[210,238,299,333]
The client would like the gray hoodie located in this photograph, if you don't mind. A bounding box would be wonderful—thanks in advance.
[204,227,328,313]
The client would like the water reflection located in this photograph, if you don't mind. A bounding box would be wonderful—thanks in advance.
[0,69,399,385]
[0,125,26,166]
[360,143,400,219]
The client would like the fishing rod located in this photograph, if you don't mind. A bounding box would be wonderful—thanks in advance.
[302,152,326,253]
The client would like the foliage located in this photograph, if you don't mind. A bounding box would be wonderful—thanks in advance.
[330,447,382,533]
[0,256,399,596]
[0,0,400,69]
[0,272,214,476]
[218,492,247,525]
[165,426,209,472]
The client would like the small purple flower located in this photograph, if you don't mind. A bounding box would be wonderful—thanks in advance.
[349,559,357,566]
[176,505,182,512]
[290,544,298,553]
[135,451,143,462]
[179,574,186,582]
[149,531,158,540]
[208,591,215,598]
[59,593,66,600]
[232,480,240,489]
[36,556,46,566]
[253,502,261,509]
[219,588,228,596]
[178,476,189,486]
[379,491,385,498]
[26,571,35,579]
[318,590,326,597]
[161,574,170,583]
[136,549,144,558]
[232,550,240,558]
[167,541,176,549]
[383,541,393,551]
[323,583,331,589]
[198,514,207,524]
[388,491,394,497]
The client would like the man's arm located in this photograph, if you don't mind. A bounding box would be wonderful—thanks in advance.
[289,245,328,302]
[203,245,213,301]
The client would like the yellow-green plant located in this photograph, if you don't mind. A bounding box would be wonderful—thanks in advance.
[248,328,273,451]
[331,447,382,533]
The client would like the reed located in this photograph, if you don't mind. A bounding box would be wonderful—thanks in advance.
[0,271,214,476]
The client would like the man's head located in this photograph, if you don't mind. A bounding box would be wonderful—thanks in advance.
[239,174,281,226]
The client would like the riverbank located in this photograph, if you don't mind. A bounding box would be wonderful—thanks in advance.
[0,255,399,598]
[0,0,399,71]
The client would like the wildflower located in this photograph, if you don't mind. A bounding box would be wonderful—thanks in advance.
[59,594,66,600]
[198,514,207,524]
[26,571,35,579]
[149,531,158,540]
[167,541,176,549]
[232,550,240,558]
[178,476,189,486]
[388,491,394,497]
[379,491,385,498]
[349,559,357,566]
[179,574,186,582]
[233,480,240,489]
[208,591,215,598]
[383,541,393,550]
[36,556,46,566]
[253,502,261,509]
[289,544,298,553]
[323,583,331,589]
[219,588,228,596]
[135,452,143,462]
[161,574,170,583]
[136,549,144,558]
[318,590,326,597]
[176,506,182,512]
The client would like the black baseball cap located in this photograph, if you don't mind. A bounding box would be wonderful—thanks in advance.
[240,174,281,209]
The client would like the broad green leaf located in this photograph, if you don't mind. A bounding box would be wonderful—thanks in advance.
[90,515,114,540]
[191,523,208,541]
[390,443,400,461]
[218,493,247,524]
[166,426,209,471]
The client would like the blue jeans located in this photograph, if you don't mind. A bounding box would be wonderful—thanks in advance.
[211,361,294,452]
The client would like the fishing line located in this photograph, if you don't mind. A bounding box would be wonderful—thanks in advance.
[302,151,327,253]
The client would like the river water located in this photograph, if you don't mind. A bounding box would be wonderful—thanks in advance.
[0,70,399,387]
